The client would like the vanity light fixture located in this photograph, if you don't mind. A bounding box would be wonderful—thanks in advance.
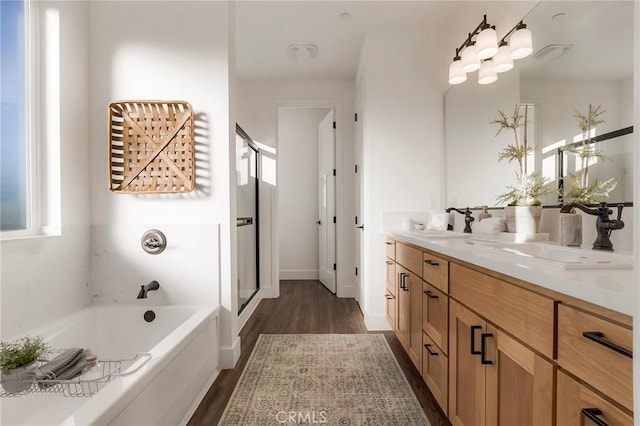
[448,15,533,85]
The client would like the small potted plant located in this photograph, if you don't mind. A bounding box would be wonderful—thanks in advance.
[492,105,555,234]
[564,104,617,203]
[1,336,48,394]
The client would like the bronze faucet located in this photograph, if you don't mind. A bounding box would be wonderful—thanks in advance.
[446,207,474,233]
[559,202,624,251]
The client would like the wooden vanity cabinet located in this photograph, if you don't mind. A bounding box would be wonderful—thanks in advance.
[395,265,411,352]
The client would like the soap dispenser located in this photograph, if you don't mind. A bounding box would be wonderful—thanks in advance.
[478,206,492,222]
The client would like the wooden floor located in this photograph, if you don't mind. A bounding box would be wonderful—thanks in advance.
[188,280,450,426]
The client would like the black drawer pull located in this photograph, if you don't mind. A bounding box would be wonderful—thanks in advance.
[582,331,632,358]
[385,242,394,245]
[385,294,394,300]
[470,325,482,355]
[386,260,394,265]
[581,408,608,426]
[424,259,439,266]
[423,290,439,299]
[424,343,439,356]
[481,333,493,365]
[399,273,409,291]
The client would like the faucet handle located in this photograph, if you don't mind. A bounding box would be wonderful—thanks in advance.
[616,204,624,221]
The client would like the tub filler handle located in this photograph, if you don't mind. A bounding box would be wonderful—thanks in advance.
[112,353,153,377]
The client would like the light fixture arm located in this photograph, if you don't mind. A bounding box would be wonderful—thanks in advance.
[453,15,493,58]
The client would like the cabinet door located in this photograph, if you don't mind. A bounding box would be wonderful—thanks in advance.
[557,370,633,426]
[408,270,423,373]
[385,260,396,296]
[485,325,554,426]
[385,292,396,329]
[449,300,487,426]
[423,332,448,415]
[395,266,411,351]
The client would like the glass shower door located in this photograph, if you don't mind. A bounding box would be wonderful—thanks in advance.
[236,125,259,313]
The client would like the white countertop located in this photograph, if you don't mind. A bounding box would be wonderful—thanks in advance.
[389,230,634,316]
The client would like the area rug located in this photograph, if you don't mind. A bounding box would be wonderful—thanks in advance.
[218,334,430,425]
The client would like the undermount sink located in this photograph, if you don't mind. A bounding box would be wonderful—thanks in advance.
[467,241,632,270]
[410,229,470,239]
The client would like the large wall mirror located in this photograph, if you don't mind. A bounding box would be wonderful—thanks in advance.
[445,0,634,208]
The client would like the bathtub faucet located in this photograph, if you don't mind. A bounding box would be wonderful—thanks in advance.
[560,202,624,251]
[137,280,160,299]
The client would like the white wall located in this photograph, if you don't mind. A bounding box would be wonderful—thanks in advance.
[357,29,448,330]
[88,1,238,367]
[236,80,356,298]
[277,107,330,280]
[633,2,639,417]
[1,2,91,339]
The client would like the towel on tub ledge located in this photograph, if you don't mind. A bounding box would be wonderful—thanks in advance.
[34,348,87,386]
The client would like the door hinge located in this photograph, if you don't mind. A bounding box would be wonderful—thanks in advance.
[333,263,337,271]
[333,168,336,176]
[333,216,336,224]
[355,113,358,122]
[354,164,358,173]
[355,267,358,276]
[333,121,336,129]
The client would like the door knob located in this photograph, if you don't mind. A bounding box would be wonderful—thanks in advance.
[316,220,322,225]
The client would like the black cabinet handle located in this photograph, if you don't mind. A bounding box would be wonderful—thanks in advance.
[385,294,394,300]
[386,260,394,265]
[481,333,494,365]
[423,290,439,299]
[424,259,439,266]
[424,343,439,356]
[399,273,409,291]
[470,325,482,355]
[583,331,632,358]
[385,242,394,245]
[581,408,608,426]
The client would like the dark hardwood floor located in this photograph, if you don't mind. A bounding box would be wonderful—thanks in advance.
[188,280,451,426]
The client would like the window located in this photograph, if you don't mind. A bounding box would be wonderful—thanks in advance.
[1,0,30,233]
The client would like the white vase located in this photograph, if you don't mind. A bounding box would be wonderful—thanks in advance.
[504,206,542,235]
[1,360,37,394]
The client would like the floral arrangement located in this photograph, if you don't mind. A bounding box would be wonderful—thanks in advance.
[0,336,48,372]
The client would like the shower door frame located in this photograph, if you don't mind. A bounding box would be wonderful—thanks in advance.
[236,124,260,314]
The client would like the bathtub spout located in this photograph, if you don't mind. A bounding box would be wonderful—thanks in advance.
[137,280,160,299]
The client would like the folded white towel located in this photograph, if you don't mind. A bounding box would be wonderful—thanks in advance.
[473,217,507,234]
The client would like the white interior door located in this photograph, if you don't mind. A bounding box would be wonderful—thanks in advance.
[318,110,336,293]
[355,100,364,305]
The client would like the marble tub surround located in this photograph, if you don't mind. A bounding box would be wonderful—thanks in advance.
[389,230,633,316]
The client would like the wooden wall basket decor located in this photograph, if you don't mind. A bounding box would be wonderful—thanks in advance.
[108,100,195,193]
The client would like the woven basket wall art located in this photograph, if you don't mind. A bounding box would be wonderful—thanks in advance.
[108,100,195,193]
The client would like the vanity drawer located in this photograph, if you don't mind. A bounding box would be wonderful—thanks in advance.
[422,251,449,293]
[422,332,448,415]
[385,238,396,260]
[557,370,633,426]
[385,260,396,296]
[396,243,422,276]
[422,282,448,355]
[450,263,555,359]
[558,304,633,411]
[385,291,396,329]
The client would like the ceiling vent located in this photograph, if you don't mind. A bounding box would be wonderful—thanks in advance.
[533,44,573,61]
[287,44,318,61]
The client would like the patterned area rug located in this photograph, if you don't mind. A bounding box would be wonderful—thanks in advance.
[219,334,430,425]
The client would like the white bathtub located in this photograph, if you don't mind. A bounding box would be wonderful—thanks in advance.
[1,305,220,426]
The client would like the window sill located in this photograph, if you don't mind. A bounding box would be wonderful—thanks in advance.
[0,226,61,242]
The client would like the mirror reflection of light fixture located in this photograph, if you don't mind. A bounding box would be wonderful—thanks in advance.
[447,16,532,85]
[287,44,318,60]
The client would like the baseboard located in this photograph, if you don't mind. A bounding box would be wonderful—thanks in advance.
[364,312,392,331]
[219,336,241,369]
[178,368,220,426]
[279,269,319,280]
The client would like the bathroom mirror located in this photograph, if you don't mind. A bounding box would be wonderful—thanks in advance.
[444,0,634,208]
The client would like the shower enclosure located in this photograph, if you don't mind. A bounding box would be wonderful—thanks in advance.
[236,124,259,313]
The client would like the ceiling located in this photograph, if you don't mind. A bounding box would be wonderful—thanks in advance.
[235,1,537,81]
[519,1,634,81]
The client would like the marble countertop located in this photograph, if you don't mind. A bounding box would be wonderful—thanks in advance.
[388,230,634,316]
